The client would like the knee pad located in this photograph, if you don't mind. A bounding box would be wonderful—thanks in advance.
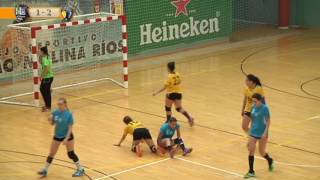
[175,107,181,112]
[174,138,183,145]
[149,145,157,153]
[46,156,53,164]
[165,106,172,112]
[131,145,136,152]
[67,151,79,162]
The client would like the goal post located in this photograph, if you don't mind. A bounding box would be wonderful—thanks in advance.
[0,13,128,107]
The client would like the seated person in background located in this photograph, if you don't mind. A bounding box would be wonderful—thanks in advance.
[114,116,157,157]
[157,117,192,158]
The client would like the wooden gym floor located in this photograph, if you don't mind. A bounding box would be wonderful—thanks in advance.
[0,29,320,180]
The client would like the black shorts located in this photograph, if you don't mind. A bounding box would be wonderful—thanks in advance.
[53,133,74,142]
[250,135,261,139]
[133,128,152,141]
[167,93,182,101]
[243,111,251,117]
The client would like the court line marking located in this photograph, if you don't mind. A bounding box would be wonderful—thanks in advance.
[300,77,320,98]
[307,115,320,120]
[240,46,320,102]
[272,115,320,130]
[94,158,171,180]
[176,157,245,179]
[255,157,320,168]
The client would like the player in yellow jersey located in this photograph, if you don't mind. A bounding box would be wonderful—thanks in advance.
[153,62,194,126]
[241,74,265,133]
[114,116,157,157]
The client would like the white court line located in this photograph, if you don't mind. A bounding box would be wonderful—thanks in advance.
[177,157,245,179]
[94,158,171,180]
[255,157,320,168]
[307,115,320,120]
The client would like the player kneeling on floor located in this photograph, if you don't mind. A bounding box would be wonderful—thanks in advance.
[114,116,157,157]
[157,117,192,158]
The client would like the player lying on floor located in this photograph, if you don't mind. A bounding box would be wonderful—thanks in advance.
[114,116,157,157]
[157,117,192,158]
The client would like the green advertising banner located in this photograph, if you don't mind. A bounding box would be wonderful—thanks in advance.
[126,0,232,54]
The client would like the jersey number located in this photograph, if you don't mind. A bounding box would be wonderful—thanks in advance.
[172,76,181,85]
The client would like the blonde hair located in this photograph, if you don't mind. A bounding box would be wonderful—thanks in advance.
[58,97,68,109]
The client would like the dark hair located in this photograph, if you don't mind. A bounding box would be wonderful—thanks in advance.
[40,46,49,55]
[252,93,263,101]
[123,116,133,124]
[246,74,262,86]
[167,61,175,72]
[168,116,177,123]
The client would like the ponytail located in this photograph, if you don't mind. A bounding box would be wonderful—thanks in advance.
[255,76,262,86]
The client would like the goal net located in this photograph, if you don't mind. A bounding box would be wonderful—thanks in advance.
[0,12,128,107]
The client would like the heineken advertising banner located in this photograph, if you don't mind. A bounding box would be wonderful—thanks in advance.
[126,0,232,54]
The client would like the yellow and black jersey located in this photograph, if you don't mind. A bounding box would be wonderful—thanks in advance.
[123,121,143,135]
[244,86,264,112]
[165,72,182,93]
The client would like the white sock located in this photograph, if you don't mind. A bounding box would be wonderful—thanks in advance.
[44,162,51,171]
[75,161,83,170]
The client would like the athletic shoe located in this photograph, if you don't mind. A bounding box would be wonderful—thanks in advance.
[269,160,275,172]
[72,169,85,177]
[37,169,48,177]
[41,106,51,112]
[183,148,193,156]
[244,172,255,179]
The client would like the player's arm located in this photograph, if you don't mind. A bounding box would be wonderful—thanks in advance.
[241,96,247,115]
[63,124,73,145]
[262,117,270,138]
[114,130,128,146]
[262,108,271,137]
[153,85,167,96]
[153,77,170,96]
[49,114,55,125]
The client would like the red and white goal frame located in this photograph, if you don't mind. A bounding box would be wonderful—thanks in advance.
[1,14,128,107]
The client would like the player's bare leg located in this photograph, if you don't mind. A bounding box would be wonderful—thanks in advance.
[66,140,85,177]
[144,139,157,154]
[242,114,251,133]
[258,136,274,172]
[38,140,60,177]
[174,100,194,126]
[132,140,143,157]
[165,98,174,122]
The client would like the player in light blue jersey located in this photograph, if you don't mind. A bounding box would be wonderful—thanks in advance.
[38,98,85,177]
[244,93,274,178]
[157,117,192,158]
